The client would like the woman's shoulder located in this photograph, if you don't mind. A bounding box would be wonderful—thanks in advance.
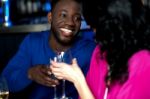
[92,45,101,55]
[91,45,105,60]
[91,45,101,60]
[129,49,150,63]
[90,45,107,67]
[128,49,150,76]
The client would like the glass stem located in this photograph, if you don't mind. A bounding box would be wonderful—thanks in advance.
[54,86,57,98]
[62,79,66,98]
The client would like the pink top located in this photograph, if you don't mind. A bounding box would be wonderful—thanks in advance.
[86,45,150,99]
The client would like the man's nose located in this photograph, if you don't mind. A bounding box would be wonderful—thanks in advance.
[65,17,75,26]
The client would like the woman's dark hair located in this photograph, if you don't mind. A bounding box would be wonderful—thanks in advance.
[83,0,150,84]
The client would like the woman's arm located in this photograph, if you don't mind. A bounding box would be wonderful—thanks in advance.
[50,58,95,99]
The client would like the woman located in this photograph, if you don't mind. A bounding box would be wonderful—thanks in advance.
[50,0,150,98]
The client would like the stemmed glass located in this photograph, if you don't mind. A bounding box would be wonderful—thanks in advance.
[0,75,9,99]
[59,51,72,99]
[54,52,64,99]
[53,51,72,99]
[50,51,65,99]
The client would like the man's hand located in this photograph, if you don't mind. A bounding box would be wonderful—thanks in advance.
[28,64,59,87]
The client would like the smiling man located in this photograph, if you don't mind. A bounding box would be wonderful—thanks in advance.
[2,0,96,99]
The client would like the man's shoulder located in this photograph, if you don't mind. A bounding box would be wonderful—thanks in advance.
[27,31,49,39]
[22,31,49,43]
[21,31,49,47]
[76,36,96,48]
[72,37,96,55]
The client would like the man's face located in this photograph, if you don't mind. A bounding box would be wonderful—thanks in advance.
[50,0,82,45]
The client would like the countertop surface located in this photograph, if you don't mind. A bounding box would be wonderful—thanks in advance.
[0,23,51,33]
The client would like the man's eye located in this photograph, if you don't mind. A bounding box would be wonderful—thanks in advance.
[74,16,82,22]
[60,12,67,18]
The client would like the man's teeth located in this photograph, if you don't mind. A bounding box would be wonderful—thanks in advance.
[60,28,72,33]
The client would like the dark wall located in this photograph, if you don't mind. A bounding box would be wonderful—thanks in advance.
[0,33,28,73]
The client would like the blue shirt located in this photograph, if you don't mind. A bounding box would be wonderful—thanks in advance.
[2,31,96,99]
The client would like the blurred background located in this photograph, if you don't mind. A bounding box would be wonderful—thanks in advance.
[0,0,51,26]
[0,0,89,28]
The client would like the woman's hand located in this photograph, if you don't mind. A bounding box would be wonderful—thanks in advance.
[50,58,95,99]
[50,58,85,83]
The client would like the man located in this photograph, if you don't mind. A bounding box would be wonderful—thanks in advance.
[2,0,96,99]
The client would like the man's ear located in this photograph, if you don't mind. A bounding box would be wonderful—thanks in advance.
[47,12,52,23]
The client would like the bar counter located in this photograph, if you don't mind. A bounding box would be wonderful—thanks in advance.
[0,23,50,33]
